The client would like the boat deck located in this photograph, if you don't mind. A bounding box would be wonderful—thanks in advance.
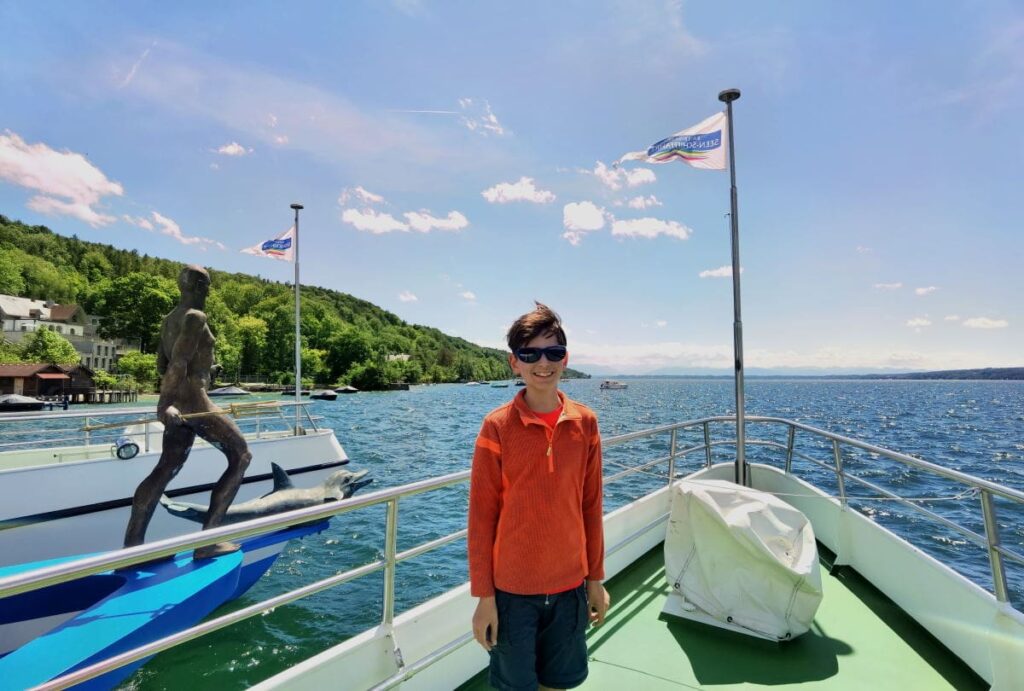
[460,545,985,690]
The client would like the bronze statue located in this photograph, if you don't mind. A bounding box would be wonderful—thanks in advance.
[124,265,252,559]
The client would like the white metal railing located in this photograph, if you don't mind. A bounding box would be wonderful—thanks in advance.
[0,401,322,458]
[1,415,1021,689]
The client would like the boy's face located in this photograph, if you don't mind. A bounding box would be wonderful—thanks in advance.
[508,332,568,392]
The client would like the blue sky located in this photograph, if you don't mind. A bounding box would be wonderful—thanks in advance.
[1,1,1020,373]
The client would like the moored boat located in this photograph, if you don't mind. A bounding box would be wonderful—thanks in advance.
[207,385,252,398]
[0,393,46,412]
[0,401,348,567]
[310,389,338,401]
[600,379,628,390]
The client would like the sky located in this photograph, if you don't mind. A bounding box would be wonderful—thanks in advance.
[0,1,1021,374]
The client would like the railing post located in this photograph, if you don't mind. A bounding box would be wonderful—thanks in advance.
[84,417,90,447]
[784,425,796,474]
[832,439,847,508]
[382,498,400,626]
[702,421,712,468]
[980,489,1009,602]
[667,428,678,485]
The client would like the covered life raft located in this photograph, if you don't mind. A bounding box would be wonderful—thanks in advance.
[662,478,823,640]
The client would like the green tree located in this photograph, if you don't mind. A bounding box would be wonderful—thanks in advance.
[79,250,113,283]
[91,369,118,389]
[346,361,389,390]
[20,329,80,364]
[325,326,373,382]
[117,351,158,390]
[84,273,177,352]
[0,337,23,364]
[0,251,25,295]
[236,316,268,376]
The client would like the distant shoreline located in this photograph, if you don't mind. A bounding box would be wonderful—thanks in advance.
[577,367,1024,381]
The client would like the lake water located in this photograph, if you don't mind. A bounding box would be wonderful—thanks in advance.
[115,378,1023,689]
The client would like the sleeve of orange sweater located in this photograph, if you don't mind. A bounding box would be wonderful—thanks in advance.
[583,418,605,581]
[468,417,502,597]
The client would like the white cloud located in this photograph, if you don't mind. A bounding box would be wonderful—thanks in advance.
[856,245,872,254]
[0,131,123,227]
[460,291,476,301]
[562,201,608,246]
[209,162,220,170]
[273,134,289,145]
[624,168,656,187]
[874,282,902,290]
[341,207,468,234]
[216,142,252,156]
[587,161,656,191]
[404,210,468,233]
[906,317,932,327]
[398,291,418,302]
[627,195,662,209]
[611,217,691,240]
[915,286,938,296]
[122,214,154,230]
[481,177,555,204]
[341,208,409,234]
[963,317,1008,329]
[267,113,278,127]
[944,315,961,322]
[458,98,508,136]
[699,265,742,278]
[338,186,385,206]
[150,211,221,248]
[655,320,668,328]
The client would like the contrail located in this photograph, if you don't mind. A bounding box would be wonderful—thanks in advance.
[386,109,458,114]
[119,41,157,89]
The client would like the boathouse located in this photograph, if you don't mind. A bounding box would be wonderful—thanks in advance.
[0,363,71,398]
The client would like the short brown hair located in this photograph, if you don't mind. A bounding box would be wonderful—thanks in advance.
[506,302,567,351]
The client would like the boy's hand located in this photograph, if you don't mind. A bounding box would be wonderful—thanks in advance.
[472,596,498,651]
[586,580,610,626]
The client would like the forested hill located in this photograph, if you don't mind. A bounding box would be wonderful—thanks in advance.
[0,215,588,388]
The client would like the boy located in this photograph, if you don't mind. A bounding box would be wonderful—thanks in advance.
[469,302,609,691]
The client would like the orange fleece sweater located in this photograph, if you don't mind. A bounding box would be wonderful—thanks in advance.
[468,390,604,597]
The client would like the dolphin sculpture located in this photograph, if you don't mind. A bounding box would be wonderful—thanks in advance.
[160,463,373,525]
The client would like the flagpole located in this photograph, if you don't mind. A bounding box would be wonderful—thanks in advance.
[718,87,748,487]
[290,202,303,433]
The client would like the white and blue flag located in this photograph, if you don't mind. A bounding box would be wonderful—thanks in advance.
[241,226,295,261]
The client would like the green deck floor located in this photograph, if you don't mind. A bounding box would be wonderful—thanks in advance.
[460,545,985,690]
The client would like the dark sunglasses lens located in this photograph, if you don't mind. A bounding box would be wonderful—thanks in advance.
[544,346,567,361]
[516,348,541,363]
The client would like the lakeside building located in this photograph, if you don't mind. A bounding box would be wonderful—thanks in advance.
[0,294,140,371]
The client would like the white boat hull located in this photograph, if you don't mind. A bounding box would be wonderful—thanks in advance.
[0,429,347,567]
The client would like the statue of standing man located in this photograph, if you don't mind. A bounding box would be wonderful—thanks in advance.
[124,265,252,559]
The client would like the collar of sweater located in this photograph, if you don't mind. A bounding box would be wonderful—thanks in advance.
[512,389,582,427]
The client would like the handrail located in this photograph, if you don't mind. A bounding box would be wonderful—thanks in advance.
[4,414,1021,689]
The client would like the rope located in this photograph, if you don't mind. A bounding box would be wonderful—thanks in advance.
[603,458,982,504]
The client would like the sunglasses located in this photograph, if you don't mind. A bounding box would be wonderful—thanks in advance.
[514,346,567,363]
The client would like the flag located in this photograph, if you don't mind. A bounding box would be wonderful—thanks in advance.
[616,111,727,170]
[241,226,295,261]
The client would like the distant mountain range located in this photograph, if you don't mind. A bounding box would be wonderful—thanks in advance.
[577,366,1024,380]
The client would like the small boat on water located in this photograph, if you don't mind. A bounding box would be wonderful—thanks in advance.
[310,389,337,401]
[489,381,510,388]
[281,389,311,396]
[0,394,46,412]
[600,379,628,390]
[334,385,359,394]
[207,386,251,398]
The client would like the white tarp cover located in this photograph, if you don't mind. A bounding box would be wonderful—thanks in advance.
[664,479,823,639]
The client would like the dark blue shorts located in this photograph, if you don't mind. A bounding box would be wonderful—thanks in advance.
[488,584,589,691]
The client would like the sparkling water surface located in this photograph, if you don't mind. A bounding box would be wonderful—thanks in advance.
[107,378,1023,689]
